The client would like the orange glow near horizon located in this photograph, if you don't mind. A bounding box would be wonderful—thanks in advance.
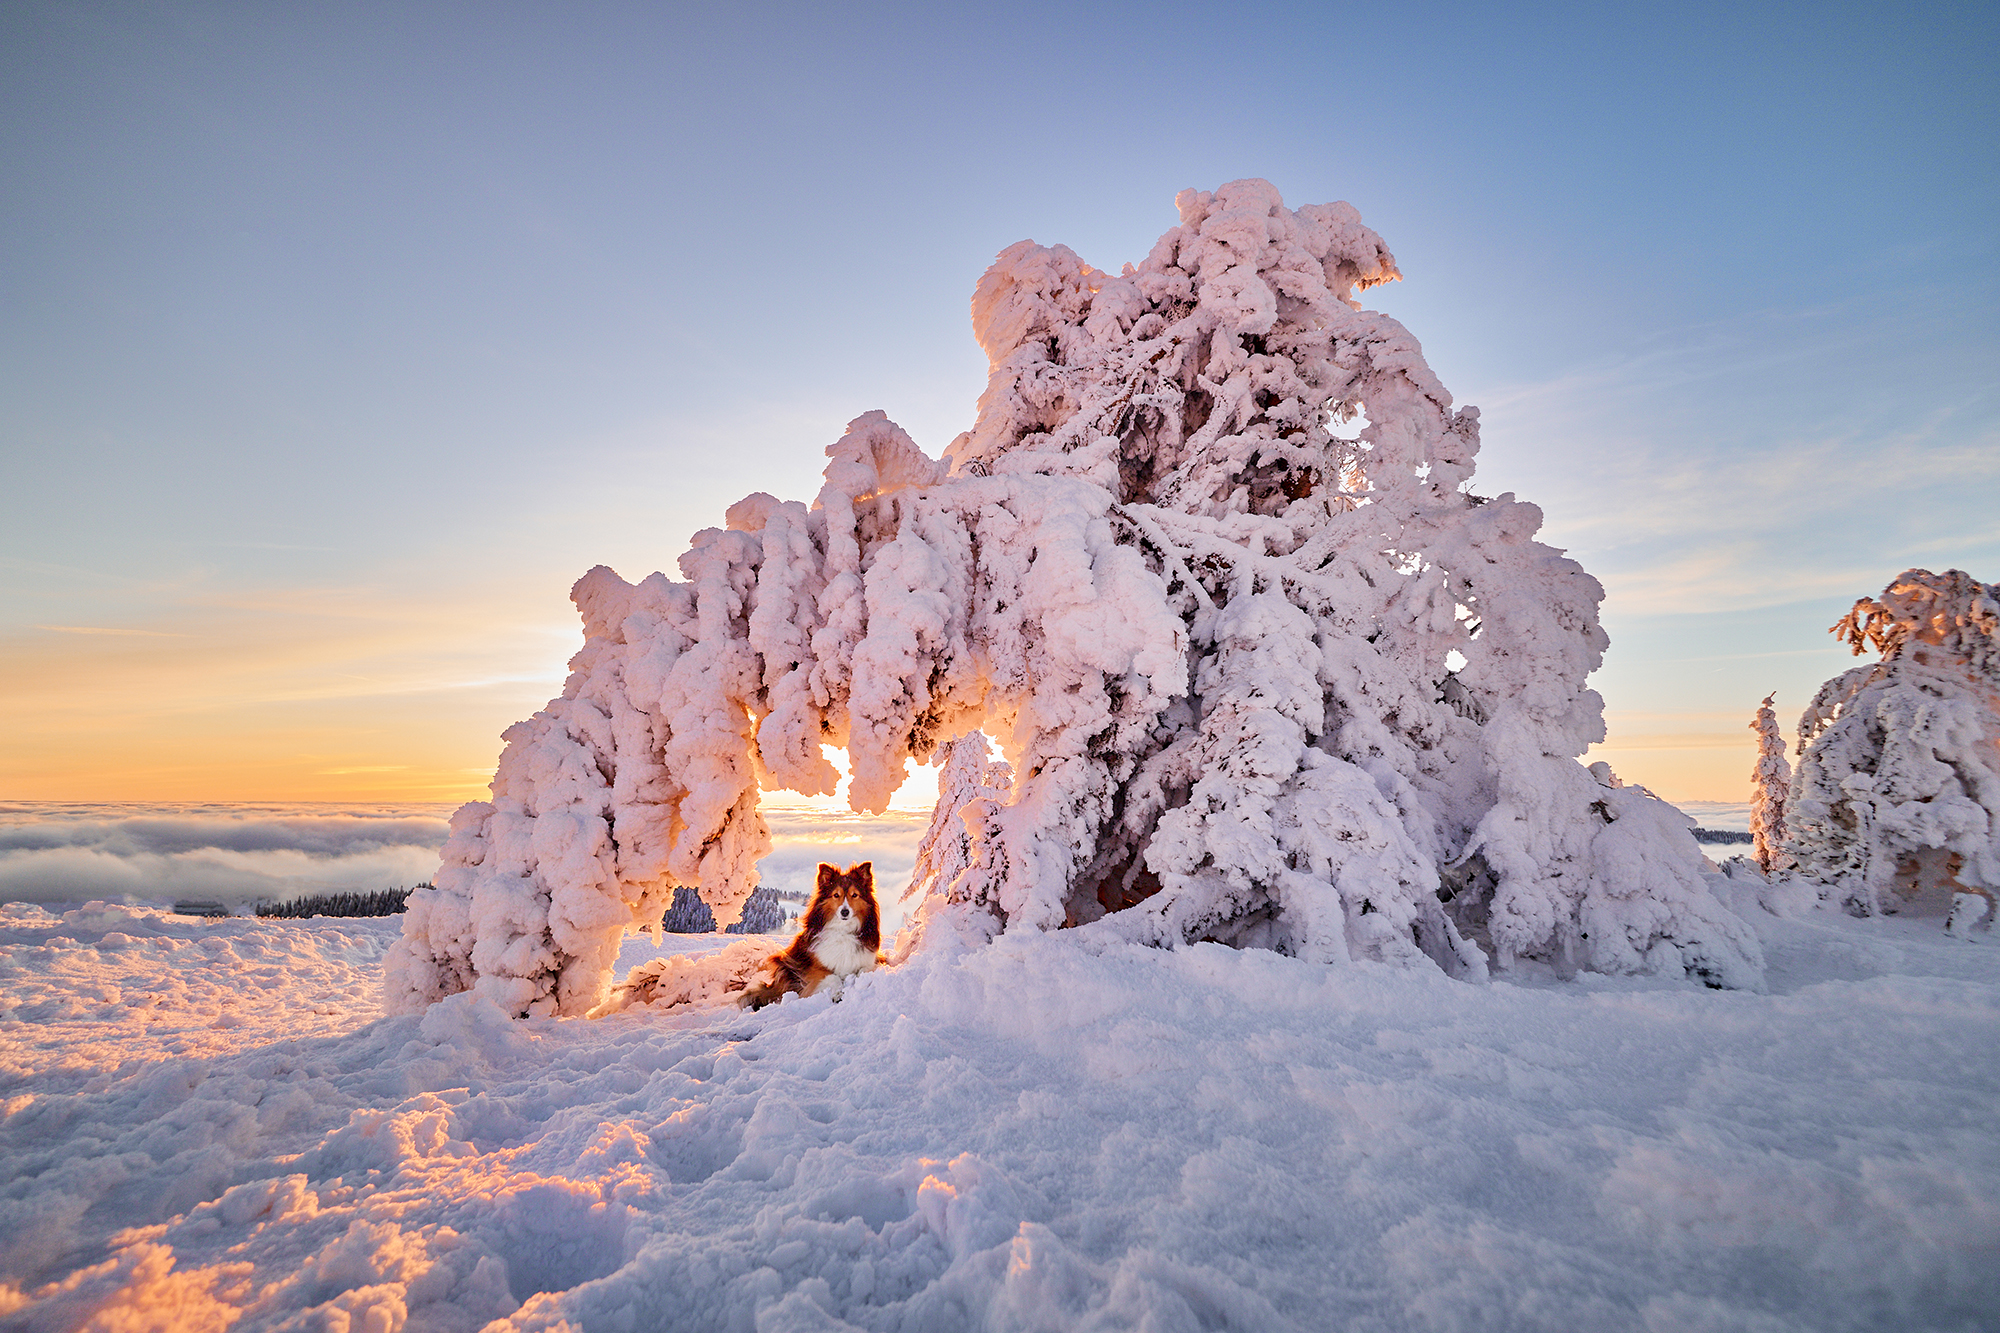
[1584,736,1758,805]
[4,595,1751,807]
[0,590,579,803]
[1,605,952,807]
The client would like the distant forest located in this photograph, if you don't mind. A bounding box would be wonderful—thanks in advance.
[255,886,424,918]
[249,882,803,926]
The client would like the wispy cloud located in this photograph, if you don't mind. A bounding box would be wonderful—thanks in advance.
[1588,733,1755,751]
[1468,296,2000,616]
[33,625,189,637]
[0,575,584,799]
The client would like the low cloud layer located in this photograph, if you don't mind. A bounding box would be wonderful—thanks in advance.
[0,804,454,908]
[0,809,453,858]
[0,803,934,921]
[0,844,446,908]
[758,808,931,934]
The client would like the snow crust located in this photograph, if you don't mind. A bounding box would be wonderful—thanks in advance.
[5,901,1997,1331]
[387,181,1763,1016]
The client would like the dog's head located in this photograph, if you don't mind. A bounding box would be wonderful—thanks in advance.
[807,862,879,945]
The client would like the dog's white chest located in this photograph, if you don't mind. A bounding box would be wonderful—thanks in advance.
[811,924,877,978]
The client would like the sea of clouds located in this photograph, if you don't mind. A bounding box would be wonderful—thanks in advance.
[0,795,1738,925]
[1674,799,1753,832]
[0,802,930,922]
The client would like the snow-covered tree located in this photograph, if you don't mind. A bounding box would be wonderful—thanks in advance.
[660,886,717,934]
[889,733,1017,958]
[1786,569,2000,914]
[725,885,786,935]
[1749,693,1793,874]
[385,179,1763,1017]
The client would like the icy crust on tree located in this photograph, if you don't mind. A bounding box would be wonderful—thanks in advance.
[1786,569,2000,912]
[385,180,1763,1016]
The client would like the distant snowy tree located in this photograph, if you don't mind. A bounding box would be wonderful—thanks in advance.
[725,885,785,935]
[385,180,1764,1017]
[1749,694,1794,874]
[660,886,717,934]
[1786,569,2000,915]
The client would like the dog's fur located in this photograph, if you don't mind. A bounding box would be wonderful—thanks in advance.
[738,862,882,1010]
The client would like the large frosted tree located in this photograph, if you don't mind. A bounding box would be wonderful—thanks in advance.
[1786,568,2000,915]
[386,180,1763,1018]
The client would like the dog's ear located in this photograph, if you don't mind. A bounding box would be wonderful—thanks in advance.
[851,862,875,896]
[816,863,839,894]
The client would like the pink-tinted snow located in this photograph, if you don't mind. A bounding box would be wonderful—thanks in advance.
[3,893,1995,1331]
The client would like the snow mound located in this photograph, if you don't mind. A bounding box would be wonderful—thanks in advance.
[387,180,1762,1016]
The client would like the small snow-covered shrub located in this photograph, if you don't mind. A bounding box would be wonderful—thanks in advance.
[386,180,1763,1017]
[1749,693,1794,874]
[1786,569,2000,915]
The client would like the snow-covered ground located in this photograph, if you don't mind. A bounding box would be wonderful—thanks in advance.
[2,889,1995,1332]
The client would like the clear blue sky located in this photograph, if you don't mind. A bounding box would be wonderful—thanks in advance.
[3,1,1995,800]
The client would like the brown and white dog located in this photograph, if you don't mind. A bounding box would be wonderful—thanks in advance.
[738,862,882,1010]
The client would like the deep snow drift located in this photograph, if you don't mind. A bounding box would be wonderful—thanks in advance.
[390,180,1761,1020]
[2,895,1995,1332]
